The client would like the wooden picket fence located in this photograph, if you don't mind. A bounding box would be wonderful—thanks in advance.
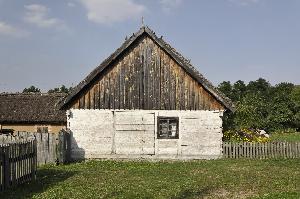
[0,139,37,192]
[223,142,300,159]
[0,130,70,166]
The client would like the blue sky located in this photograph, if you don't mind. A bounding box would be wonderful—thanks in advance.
[0,0,299,92]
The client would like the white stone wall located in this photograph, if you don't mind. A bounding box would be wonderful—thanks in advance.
[68,109,223,160]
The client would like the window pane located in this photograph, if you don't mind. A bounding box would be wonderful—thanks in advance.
[157,117,178,139]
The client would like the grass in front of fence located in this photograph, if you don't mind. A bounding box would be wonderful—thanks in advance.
[270,132,300,142]
[1,159,300,199]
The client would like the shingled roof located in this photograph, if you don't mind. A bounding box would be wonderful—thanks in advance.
[0,93,66,124]
[60,26,235,112]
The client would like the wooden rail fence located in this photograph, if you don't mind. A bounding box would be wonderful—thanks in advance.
[0,139,37,192]
[0,130,70,166]
[223,142,300,159]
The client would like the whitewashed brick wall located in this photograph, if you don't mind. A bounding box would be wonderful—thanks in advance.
[68,109,223,160]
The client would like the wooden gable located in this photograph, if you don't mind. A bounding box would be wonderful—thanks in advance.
[61,27,234,111]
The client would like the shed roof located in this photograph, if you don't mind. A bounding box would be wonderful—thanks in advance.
[60,26,235,112]
[0,93,66,124]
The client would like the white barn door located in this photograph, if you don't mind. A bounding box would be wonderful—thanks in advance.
[114,111,155,155]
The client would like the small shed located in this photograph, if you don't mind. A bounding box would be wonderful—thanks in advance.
[0,93,67,133]
[60,26,234,160]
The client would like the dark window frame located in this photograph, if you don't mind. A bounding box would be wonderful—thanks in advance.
[157,116,179,139]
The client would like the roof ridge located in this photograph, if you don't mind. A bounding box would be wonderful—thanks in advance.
[0,92,67,96]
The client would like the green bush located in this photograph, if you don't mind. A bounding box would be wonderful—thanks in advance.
[218,79,300,132]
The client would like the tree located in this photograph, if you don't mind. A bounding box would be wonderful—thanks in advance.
[218,78,300,134]
[247,78,271,96]
[22,86,41,93]
[266,83,296,131]
[234,93,269,130]
[232,80,247,101]
[48,85,72,94]
[291,85,300,130]
[291,85,300,107]
[218,81,232,99]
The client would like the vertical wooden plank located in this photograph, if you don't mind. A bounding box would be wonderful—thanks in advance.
[79,95,84,109]
[94,83,99,109]
[134,44,141,109]
[293,142,296,158]
[168,58,173,110]
[103,75,107,109]
[144,38,149,110]
[244,142,247,158]
[152,43,158,110]
[262,142,265,159]
[4,146,9,188]
[189,77,193,110]
[11,143,15,187]
[233,143,236,159]
[275,142,278,159]
[3,145,10,188]
[90,85,95,109]
[84,91,90,109]
[100,80,104,109]
[229,142,232,158]
[224,143,227,158]
[160,49,165,109]
[120,59,125,109]
[146,41,152,110]
[115,63,120,110]
[124,54,130,109]
[109,72,114,109]
[129,51,134,109]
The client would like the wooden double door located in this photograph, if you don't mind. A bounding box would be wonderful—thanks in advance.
[114,111,155,155]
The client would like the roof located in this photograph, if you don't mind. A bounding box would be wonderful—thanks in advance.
[0,93,67,124]
[60,26,235,112]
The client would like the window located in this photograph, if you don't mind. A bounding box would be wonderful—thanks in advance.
[157,117,179,139]
[37,126,48,133]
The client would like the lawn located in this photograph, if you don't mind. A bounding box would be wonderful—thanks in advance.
[1,159,299,199]
[270,132,300,142]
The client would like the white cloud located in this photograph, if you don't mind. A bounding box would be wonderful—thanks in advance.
[24,4,64,28]
[67,2,76,7]
[160,0,182,13]
[228,0,261,6]
[0,21,29,38]
[78,0,146,24]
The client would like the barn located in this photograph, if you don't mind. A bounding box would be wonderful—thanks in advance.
[60,26,234,160]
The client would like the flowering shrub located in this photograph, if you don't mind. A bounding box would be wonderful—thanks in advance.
[223,128,270,143]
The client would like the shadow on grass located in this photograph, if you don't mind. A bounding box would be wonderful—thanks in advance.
[171,187,212,199]
[0,167,77,199]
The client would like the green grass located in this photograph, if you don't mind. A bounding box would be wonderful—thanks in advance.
[270,132,300,142]
[1,159,299,199]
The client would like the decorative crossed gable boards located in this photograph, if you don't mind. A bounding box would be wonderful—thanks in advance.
[60,26,234,112]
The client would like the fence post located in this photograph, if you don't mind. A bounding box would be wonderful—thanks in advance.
[0,146,4,191]
[34,139,37,180]
[57,130,67,164]
[3,146,10,189]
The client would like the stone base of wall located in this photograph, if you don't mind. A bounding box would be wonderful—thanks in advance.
[72,154,222,161]
[68,109,223,160]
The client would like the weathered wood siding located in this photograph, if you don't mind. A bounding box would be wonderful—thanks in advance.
[69,35,224,111]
